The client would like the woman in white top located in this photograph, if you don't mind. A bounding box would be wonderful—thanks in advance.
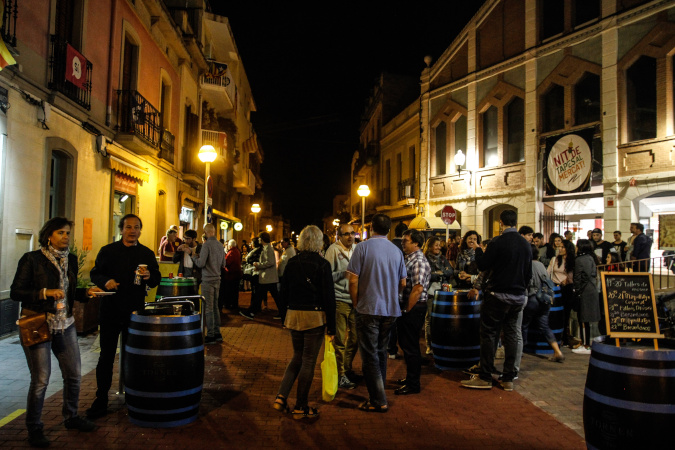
[547,240,576,347]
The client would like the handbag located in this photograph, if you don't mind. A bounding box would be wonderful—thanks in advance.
[17,312,51,347]
[321,336,338,402]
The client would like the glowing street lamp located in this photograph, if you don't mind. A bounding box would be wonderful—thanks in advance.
[251,203,261,236]
[357,185,370,239]
[198,144,217,225]
[266,224,273,232]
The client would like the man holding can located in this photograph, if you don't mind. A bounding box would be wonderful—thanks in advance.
[86,214,161,419]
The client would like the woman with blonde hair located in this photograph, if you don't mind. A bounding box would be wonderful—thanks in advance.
[273,225,336,420]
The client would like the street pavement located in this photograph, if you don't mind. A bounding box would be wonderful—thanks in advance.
[0,293,589,449]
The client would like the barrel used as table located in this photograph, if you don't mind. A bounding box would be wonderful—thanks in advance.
[124,310,204,428]
[430,290,481,370]
[155,277,199,312]
[524,285,563,355]
[583,336,675,449]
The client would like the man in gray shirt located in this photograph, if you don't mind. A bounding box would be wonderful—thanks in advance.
[192,223,225,344]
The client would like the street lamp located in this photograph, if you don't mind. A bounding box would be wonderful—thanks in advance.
[357,184,370,239]
[251,203,261,237]
[266,224,273,232]
[198,144,217,225]
[332,218,340,241]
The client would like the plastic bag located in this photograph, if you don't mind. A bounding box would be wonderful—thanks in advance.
[321,336,338,402]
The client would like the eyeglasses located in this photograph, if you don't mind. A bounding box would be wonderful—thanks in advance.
[341,232,356,236]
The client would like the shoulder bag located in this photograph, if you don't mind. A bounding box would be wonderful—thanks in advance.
[17,311,51,347]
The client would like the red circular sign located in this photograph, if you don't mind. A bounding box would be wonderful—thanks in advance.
[207,176,214,198]
[441,205,456,225]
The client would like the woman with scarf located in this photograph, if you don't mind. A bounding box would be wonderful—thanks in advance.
[10,217,101,447]
[455,231,482,289]
[547,239,576,348]
[423,236,454,355]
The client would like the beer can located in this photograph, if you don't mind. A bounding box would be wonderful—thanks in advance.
[442,283,451,292]
[169,272,174,279]
[178,273,183,278]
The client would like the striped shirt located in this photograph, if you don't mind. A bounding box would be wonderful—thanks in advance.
[401,249,431,304]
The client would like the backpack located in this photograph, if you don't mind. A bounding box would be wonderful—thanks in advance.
[535,275,556,305]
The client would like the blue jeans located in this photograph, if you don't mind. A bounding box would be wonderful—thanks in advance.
[479,293,524,382]
[202,279,221,337]
[278,326,325,408]
[21,323,81,431]
[521,296,555,345]
[356,313,396,407]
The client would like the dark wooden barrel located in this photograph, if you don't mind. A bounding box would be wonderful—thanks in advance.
[155,278,199,312]
[124,310,204,428]
[524,286,563,355]
[430,290,481,370]
[583,336,675,449]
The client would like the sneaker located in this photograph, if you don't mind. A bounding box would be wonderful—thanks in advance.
[499,380,514,391]
[85,399,108,419]
[64,416,96,432]
[462,364,480,376]
[28,429,50,448]
[572,346,591,355]
[460,375,492,389]
[345,371,364,383]
[214,334,223,343]
[388,353,397,360]
[204,336,217,345]
[239,310,255,320]
[495,347,505,359]
[338,375,356,390]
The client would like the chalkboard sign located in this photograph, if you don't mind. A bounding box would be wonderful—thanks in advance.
[601,272,663,338]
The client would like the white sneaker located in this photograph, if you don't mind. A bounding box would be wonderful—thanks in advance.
[572,346,591,355]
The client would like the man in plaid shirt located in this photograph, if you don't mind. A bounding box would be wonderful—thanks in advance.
[394,229,431,395]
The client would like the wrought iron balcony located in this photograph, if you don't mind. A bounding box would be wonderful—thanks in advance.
[160,129,175,164]
[117,90,160,147]
[1,0,17,47]
[398,178,416,201]
[48,35,92,110]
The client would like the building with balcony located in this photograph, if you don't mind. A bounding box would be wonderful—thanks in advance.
[417,0,675,249]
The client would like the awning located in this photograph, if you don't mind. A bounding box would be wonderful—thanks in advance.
[180,191,202,206]
[107,156,149,183]
[243,135,258,154]
[212,208,241,223]
[409,216,460,230]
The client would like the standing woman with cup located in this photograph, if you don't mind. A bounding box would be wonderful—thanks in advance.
[10,217,99,447]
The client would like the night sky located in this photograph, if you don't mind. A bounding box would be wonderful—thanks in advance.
[213,1,486,230]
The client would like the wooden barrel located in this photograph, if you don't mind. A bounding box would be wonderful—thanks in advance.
[155,278,199,312]
[430,290,481,370]
[524,286,563,355]
[124,311,204,428]
[583,336,675,449]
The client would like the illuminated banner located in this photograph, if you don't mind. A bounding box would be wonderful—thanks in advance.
[544,128,594,195]
[65,44,88,90]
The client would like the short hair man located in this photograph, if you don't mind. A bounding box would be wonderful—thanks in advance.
[277,237,297,280]
[192,223,225,344]
[564,230,574,241]
[591,228,613,263]
[241,232,281,320]
[173,229,202,282]
[630,223,652,271]
[325,223,359,389]
[347,214,406,412]
[87,214,161,418]
[518,226,534,243]
[532,233,544,248]
[395,229,431,396]
[461,210,531,392]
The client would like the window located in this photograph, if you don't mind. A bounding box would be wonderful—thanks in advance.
[49,151,70,218]
[454,115,467,171]
[573,0,600,27]
[626,56,656,142]
[575,73,600,126]
[435,122,447,176]
[160,79,170,130]
[482,106,499,167]
[396,153,402,185]
[55,0,84,50]
[122,35,139,92]
[408,145,415,179]
[541,0,564,40]
[506,97,524,164]
[542,84,565,132]
[113,191,135,242]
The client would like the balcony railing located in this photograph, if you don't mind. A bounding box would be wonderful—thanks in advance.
[1,0,17,47]
[48,35,92,110]
[201,129,227,158]
[398,178,416,201]
[117,90,160,146]
[160,129,175,164]
[597,256,675,292]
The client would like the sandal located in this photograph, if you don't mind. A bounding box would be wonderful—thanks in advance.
[358,400,389,413]
[272,395,289,413]
[291,406,319,420]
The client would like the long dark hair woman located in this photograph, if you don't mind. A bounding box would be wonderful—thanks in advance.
[273,225,336,420]
[422,236,454,355]
[10,217,100,447]
[573,239,601,354]
[547,239,576,347]
[455,231,481,289]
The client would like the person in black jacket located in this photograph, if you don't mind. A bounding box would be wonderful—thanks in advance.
[86,214,160,419]
[10,217,99,447]
[461,210,532,392]
[272,225,336,420]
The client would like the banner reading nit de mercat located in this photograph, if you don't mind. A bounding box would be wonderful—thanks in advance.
[544,128,594,196]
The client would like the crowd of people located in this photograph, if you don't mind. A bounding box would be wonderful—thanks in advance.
[10,212,656,445]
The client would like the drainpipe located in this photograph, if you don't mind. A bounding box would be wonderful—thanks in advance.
[105,0,118,126]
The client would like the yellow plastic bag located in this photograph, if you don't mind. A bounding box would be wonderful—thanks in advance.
[321,336,338,402]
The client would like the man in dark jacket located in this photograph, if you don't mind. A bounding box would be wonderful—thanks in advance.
[86,214,161,419]
[631,222,652,271]
[172,229,202,282]
[461,209,531,392]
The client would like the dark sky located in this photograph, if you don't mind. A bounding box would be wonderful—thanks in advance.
[213,1,486,230]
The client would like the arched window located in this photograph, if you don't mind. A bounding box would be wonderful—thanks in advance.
[575,72,601,126]
[435,121,447,176]
[506,97,524,164]
[482,106,499,167]
[542,84,565,132]
[626,56,656,142]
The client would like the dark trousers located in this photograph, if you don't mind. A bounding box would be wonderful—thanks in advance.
[521,295,555,345]
[387,321,399,355]
[220,277,241,310]
[479,293,525,383]
[249,282,281,315]
[278,326,325,408]
[396,303,426,389]
[95,313,130,403]
[560,284,575,345]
